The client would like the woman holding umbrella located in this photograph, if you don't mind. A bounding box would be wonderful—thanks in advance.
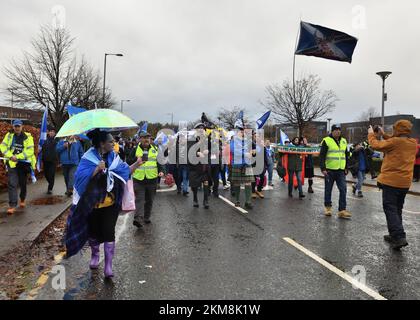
[60,109,141,278]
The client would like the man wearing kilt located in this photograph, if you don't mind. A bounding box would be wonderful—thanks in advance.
[229,123,254,209]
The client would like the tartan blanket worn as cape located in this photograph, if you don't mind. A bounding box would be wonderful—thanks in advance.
[64,149,129,258]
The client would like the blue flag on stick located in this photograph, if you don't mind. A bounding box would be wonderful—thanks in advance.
[256,111,271,129]
[36,106,48,172]
[295,21,358,63]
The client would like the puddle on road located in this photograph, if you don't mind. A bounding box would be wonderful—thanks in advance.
[30,196,66,206]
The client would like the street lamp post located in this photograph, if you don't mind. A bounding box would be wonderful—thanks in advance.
[376,71,392,128]
[103,53,123,108]
[327,118,332,133]
[120,99,131,113]
[7,88,15,119]
[166,113,174,126]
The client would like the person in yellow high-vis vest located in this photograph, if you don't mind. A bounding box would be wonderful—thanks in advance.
[133,131,164,228]
[0,120,36,215]
[319,124,352,219]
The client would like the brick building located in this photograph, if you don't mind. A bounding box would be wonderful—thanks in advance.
[0,105,44,125]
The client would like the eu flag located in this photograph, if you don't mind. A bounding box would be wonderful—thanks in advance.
[295,21,358,63]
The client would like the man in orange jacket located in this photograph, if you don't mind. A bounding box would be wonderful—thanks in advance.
[368,120,417,250]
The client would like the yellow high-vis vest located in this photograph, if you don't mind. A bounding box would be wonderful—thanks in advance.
[0,132,36,170]
[133,145,158,181]
[322,136,347,170]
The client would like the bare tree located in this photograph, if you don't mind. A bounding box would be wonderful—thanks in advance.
[357,107,380,122]
[263,74,338,136]
[216,106,249,130]
[3,25,114,129]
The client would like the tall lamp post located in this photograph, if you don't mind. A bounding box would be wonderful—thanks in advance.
[376,71,392,128]
[166,113,174,126]
[327,118,332,133]
[120,99,130,113]
[103,53,123,108]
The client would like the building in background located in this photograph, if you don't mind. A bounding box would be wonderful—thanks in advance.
[0,105,44,125]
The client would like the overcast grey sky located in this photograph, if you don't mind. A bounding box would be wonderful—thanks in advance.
[1,0,419,125]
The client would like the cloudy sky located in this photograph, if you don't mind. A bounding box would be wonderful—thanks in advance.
[1,0,419,125]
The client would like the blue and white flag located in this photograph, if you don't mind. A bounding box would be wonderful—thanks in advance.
[256,111,271,129]
[295,21,358,63]
[139,122,148,134]
[67,105,86,117]
[279,130,290,145]
[154,132,169,145]
[36,106,49,172]
[234,111,244,129]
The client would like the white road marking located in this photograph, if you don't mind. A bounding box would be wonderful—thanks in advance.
[283,237,387,300]
[219,195,248,214]
[403,209,420,215]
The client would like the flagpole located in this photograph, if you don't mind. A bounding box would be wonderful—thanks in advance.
[293,21,301,110]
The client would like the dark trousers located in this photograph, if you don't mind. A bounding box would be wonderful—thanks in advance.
[210,165,220,195]
[134,181,157,221]
[288,170,303,194]
[414,165,420,181]
[8,167,28,207]
[43,161,56,191]
[324,170,347,211]
[220,164,227,185]
[382,185,408,240]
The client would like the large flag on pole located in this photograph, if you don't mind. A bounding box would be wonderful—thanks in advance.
[234,111,244,129]
[295,21,358,63]
[36,106,48,171]
[256,111,271,129]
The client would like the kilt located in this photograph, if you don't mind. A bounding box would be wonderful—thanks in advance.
[230,166,254,185]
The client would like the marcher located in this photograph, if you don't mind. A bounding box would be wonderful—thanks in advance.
[56,135,84,196]
[368,121,417,250]
[301,137,314,193]
[229,124,254,209]
[251,132,267,199]
[188,123,212,209]
[287,137,305,199]
[209,131,223,198]
[132,131,164,228]
[176,133,190,196]
[362,140,378,179]
[0,119,36,215]
[319,125,351,218]
[413,138,420,182]
[265,140,275,187]
[65,130,142,278]
[350,142,369,198]
[42,127,58,194]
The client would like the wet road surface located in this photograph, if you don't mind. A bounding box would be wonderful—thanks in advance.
[35,178,420,300]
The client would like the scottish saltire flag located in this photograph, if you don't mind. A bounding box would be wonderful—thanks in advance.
[279,130,290,145]
[67,105,86,116]
[139,122,148,134]
[234,111,244,129]
[256,111,271,129]
[295,21,358,63]
[154,132,169,145]
[36,106,49,172]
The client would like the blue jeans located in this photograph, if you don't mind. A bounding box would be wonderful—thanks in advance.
[178,164,189,193]
[62,164,77,192]
[324,170,347,211]
[356,170,365,192]
[267,162,274,184]
[288,170,303,194]
[382,185,408,240]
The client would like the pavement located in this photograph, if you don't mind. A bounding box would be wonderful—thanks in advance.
[314,168,420,195]
[32,175,420,300]
[0,173,72,257]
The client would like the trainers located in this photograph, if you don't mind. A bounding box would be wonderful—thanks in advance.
[307,186,314,194]
[256,191,264,199]
[235,201,241,207]
[299,193,306,199]
[193,201,199,208]
[223,185,230,190]
[47,190,52,195]
[19,201,26,208]
[7,207,15,216]
[338,210,352,219]
[245,203,253,209]
[252,193,258,199]
[357,191,364,198]
[324,207,332,216]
